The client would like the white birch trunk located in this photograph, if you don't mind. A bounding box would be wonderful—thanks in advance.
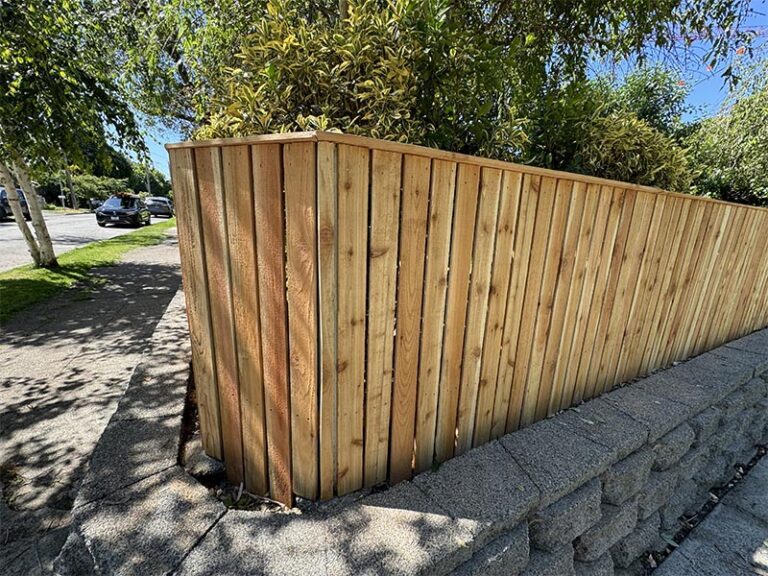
[0,160,41,267]
[13,157,58,267]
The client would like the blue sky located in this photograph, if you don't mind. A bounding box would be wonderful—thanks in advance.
[144,0,768,177]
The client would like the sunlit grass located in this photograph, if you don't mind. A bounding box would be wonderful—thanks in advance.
[0,218,176,324]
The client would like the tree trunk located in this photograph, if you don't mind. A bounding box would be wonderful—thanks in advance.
[63,153,78,209]
[0,160,41,267]
[13,157,58,267]
[339,0,348,20]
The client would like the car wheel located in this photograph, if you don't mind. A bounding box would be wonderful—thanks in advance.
[97,221,106,227]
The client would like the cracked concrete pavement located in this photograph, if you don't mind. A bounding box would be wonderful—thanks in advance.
[0,232,181,575]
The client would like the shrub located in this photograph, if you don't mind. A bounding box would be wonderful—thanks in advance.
[576,111,693,192]
[199,0,527,159]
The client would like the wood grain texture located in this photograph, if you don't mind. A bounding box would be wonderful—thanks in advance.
[435,163,480,462]
[169,148,222,460]
[455,167,502,455]
[196,146,244,484]
[222,145,267,495]
[389,154,431,484]
[336,144,369,495]
[172,135,768,505]
[317,142,337,499]
[492,174,539,438]
[473,171,522,447]
[252,143,292,505]
[284,142,319,499]
[365,150,402,486]
[415,159,457,472]
[507,175,556,431]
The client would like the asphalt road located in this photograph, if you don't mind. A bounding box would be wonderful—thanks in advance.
[0,211,171,272]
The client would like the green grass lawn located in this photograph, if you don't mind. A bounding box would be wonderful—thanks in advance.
[0,218,176,324]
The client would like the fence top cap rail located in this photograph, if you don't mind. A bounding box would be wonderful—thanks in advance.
[166,130,768,213]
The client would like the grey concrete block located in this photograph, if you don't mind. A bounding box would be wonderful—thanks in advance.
[723,328,768,357]
[500,418,613,508]
[601,449,653,506]
[719,380,764,420]
[574,553,614,576]
[667,349,755,405]
[521,545,575,576]
[574,499,639,562]
[637,470,677,520]
[73,468,226,576]
[652,423,695,470]
[76,414,180,505]
[610,512,662,568]
[694,452,731,489]
[556,398,649,463]
[653,503,768,576]
[452,523,530,576]
[710,345,768,378]
[688,407,721,444]
[184,435,225,477]
[659,478,704,531]
[529,478,602,552]
[414,441,539,538]
[614,558,647,576]
[676,444,710,482]
[636,373,719,415]
[599,385,692,444]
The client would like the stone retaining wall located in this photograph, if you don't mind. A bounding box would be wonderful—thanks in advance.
[441,330,768,576]
[56,292,768,576]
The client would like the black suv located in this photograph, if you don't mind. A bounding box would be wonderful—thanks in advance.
[95,194,151,227]
[0,187,32,221]
[145,196,174,218]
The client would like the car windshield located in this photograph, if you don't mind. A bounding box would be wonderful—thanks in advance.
[102,196,137,209]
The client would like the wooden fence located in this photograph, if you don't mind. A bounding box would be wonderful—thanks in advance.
[167,131,768,505]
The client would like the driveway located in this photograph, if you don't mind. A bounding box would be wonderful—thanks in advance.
[0,211,172,272]
[0,232,181,574]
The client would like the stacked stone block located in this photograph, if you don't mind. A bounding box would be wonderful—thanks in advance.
[442,331,768,576]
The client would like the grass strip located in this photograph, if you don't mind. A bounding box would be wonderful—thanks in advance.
[0,218,176,324]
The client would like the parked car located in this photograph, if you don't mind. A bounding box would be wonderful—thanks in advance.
[95,194,151,227]
[145,196,174,218]
[0,187,32,221]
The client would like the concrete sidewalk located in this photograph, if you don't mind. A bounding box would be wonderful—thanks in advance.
[655,457,768,575]
[0,232,181,575]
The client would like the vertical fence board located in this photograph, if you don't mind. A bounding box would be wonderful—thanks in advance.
[317,142,337,500]
[222,145,267,495]
[507,176,556,431]
[196,146,244,484]
[537,181,586,419]
[552,183,599,411]
[415,160,458,472]
[171,133,768,505]
[336,144,369,495]
[455,167,502,455]
[284,142,319,499]
[364,150,402,486]
[574,187,625,402]
[390,155,431,484]
[473,171,522,446]
[169,148,223,460]
[521,180,572,426]
[435,164,480,462]
[562,184,610,407]
[252,143,292,504]
[492,174,539,438]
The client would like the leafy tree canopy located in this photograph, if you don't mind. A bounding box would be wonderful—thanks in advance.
[0,0,144,173]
